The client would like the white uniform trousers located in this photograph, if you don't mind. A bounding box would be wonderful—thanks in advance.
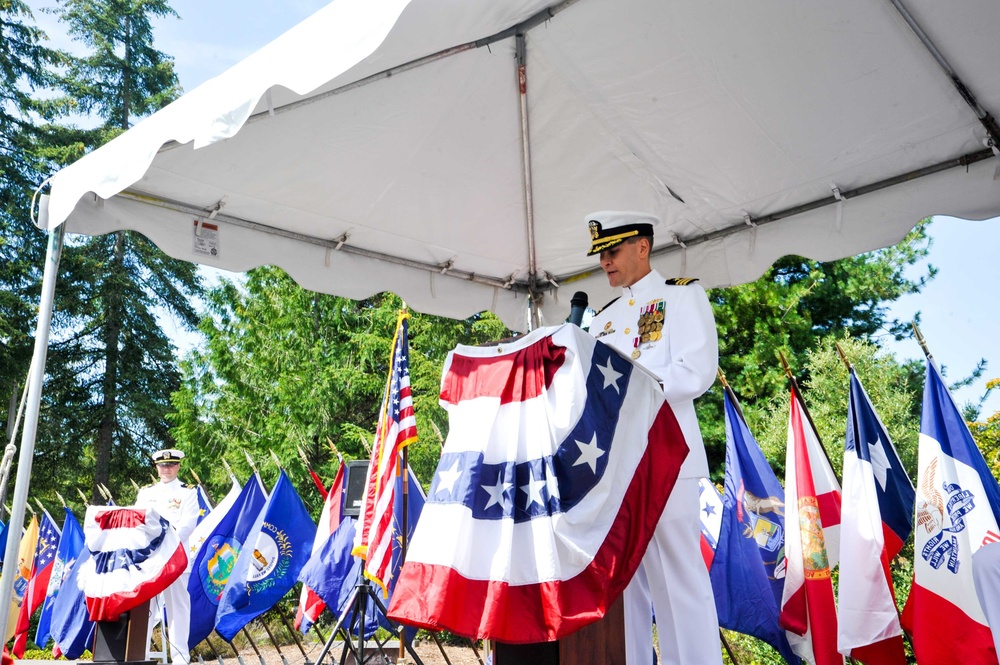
[624,478,722,665]
[146,573,192,665]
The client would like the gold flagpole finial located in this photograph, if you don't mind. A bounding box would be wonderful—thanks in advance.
[55,491,67,508]
[834,342,852,370]
[325,436,341,460]
[100,483,114,502]
[716,368,730,390]
[295,445,310,469]
[222,458,239,484]
[243,449,260,476]
[33,497,46,515]
[777,350,795,382]
[189,468,203,486]
[269,449,284,471]
[912,321,933,361]
[76,487,89,505]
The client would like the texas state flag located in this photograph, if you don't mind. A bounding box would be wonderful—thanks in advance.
[387,324,688,643]
[837,369,913,664]
[900,361,1000,665]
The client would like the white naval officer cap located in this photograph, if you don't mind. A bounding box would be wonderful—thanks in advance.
[151,448,185,464]
[585,211,659,256]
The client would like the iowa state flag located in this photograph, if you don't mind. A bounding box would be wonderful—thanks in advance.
[780,386,843,665]
[214,470,317,641]
[900,361,1000,665]
[838,369,912,664]
[80,507,187,621]
[387,324,688,643]
[712,388,799,664]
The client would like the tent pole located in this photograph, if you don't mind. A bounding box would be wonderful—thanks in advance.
[0,222,64,635]
[516,32,541,330]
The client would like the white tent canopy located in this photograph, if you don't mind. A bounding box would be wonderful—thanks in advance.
[40,0,1000,330]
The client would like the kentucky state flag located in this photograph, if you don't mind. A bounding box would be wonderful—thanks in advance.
[35,509,81,648]
[187,474,266,647]
[711,388,799,664]
[387,324,688,643]
[214,470,316,641]
[900,361,1000,664]
[838,369,912,664]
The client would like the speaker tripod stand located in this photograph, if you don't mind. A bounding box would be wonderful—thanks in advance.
[312,575,424,665]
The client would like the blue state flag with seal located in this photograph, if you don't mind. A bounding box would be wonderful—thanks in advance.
[49,545,95,659]
[187,473,267,647]
[215,470,317,641]
[711,388,800,664]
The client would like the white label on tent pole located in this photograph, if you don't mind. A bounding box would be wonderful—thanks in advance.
[192,219,220,258]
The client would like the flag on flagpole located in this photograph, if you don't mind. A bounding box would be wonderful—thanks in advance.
[296,460,345,633]
[195,486,212,525]
[35,509,84,649]
[214,470,317,641]
[710,388,799,664]
[387,324,688,643]
[307,468,328,501]
[780,386,843,665]
[698,478,723,570]
[186,474,266,647]
[13,510,61,656]
[900,360,1000,665]
[6,515,39,641]
[188,479,241,566]
[353,310,418,595]
[837,369,912,664]
[49,545,95,660]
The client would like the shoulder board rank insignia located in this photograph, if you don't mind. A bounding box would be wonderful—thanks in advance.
[141,482,156,490]
[181,482,193,489]
[594,296,620,316]
[665,277,698,286]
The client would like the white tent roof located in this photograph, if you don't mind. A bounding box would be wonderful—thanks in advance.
[42,0,1000,330]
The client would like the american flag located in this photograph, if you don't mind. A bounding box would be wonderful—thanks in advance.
[352,311,418,594]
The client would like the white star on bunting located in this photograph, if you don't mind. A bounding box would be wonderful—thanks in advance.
[573,433,605,473]
[597,358,624,393]
[520,471,546,508]
[481,476,511,510]
[436,459,463,496]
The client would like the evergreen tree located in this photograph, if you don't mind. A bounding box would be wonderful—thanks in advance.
[28,0,203,503]
[699,220,934,476]
[0,0,58,439]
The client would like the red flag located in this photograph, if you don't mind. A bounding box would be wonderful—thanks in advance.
[779,388,843,665]
[308,468,328,500]
[352,311,418,594]
[13,512,59,657]
[295,460,345,632]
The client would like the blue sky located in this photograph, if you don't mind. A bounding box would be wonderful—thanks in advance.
[28,0,1000,417]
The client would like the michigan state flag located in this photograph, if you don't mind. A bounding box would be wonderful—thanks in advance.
[215,470,316,641]
[187,474,266,647]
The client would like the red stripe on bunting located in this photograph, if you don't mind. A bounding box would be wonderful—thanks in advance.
[388,402,687,643]
[93,509,147,530]
[440,337,567,405]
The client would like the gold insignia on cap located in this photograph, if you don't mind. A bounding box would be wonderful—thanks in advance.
[589,220,600,240]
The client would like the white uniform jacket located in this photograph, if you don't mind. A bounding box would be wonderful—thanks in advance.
[135,478,201,546]
[588,269,718,479]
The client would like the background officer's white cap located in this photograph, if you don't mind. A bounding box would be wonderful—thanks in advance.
[151,448,185,464]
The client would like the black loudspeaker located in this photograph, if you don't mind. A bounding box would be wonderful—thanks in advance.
[343,460,370,517]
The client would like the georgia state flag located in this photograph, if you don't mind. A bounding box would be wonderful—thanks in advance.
[81,507,187,621]
[387,324,689,643]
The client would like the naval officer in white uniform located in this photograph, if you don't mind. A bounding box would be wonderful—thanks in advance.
[135,448,200,665]
[586,211,722,665]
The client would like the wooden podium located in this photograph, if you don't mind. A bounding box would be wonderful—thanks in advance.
[92,600,155,664]
[493,595,625,665]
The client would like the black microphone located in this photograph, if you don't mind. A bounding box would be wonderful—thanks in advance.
[567,291,589,327]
